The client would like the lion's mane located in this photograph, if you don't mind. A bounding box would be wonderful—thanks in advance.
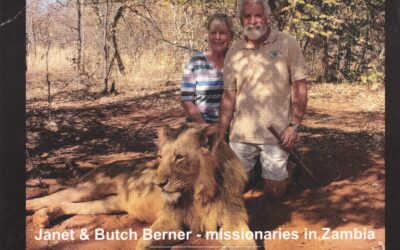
[137,123,256,249]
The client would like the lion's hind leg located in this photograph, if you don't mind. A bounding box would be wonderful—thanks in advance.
[27,177,118,214]
[32,195,124,228]
[27,180,118,228]
[27,188,72,213]
[59,195,124,215]
[27,187,89,213]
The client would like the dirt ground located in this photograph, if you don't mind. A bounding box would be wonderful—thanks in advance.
[26,82,385,250]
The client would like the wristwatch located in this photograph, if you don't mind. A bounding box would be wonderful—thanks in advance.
[289,123,301,131]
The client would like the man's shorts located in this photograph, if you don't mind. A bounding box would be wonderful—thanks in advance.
[229,142,290,181]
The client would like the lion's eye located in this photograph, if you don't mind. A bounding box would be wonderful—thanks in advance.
[175,154,184,162]
[157,154,162,159]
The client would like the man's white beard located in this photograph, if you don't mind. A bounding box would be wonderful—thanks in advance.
[244,23,269,41]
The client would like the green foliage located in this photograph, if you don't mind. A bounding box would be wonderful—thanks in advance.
[274,0,384,83]
[360,70,384,85]
[27,0,384,85]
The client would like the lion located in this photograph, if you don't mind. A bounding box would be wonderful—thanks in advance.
[27,123,257,249]
[26,161,163,227]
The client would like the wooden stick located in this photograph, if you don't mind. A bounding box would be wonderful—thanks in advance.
[268,125,320,186]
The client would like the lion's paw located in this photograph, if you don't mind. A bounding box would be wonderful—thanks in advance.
[32,209,51,228]
[136,238,151,250]
[32,207,64,228]
[220,238,258,250]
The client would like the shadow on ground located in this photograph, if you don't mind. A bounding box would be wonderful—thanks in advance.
[26,86,385,249]
[244,125,384,249]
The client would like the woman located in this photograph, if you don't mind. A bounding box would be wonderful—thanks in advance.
[180,13,234,123]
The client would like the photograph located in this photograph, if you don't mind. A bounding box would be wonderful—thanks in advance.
[20,0,386,249]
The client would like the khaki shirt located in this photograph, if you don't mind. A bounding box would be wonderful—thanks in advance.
[224,30,308,144]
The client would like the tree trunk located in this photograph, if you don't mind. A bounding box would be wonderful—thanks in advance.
[322,37,330,82]
[355,5,371,74]
[45,41,52,120]
[76,0,83,84]
[30,0,37,57]
[343,43,352,79]
[103,0,110,94]
[110,5,125,75]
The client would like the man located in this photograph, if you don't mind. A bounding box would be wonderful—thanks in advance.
[218,0,308,198]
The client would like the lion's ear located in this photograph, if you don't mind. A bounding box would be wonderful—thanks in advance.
[199,125,221,153]
[157,125,173,148]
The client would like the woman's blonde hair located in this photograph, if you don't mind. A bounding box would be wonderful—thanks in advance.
[206,13,234,37]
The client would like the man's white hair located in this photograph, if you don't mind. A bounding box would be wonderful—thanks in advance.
[238,0,272,23]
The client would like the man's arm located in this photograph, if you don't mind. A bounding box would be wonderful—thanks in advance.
[181,101,207,123]
[218,89,237,139]
[281,79,308,148]
[291,78,308,125]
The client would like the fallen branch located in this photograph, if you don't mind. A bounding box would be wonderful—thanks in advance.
[268,125,321,186]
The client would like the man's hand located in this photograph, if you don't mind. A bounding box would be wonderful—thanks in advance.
[181,101,207,123]
[215,125,227,143]
[218,89,237,141]
[281,126,298,149]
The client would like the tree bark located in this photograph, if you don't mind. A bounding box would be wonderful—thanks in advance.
[76,0,83,84]
[45,40,52,120]
[110,5,125,75]
[103,0,110,93]
[322,37,330,82]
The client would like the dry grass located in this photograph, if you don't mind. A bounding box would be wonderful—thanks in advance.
[27,47,385,118]
[27,46,188,100]
[308,82,384,113]
[28,47,75,73]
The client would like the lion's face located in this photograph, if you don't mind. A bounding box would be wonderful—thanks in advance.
[154,123,221,205]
